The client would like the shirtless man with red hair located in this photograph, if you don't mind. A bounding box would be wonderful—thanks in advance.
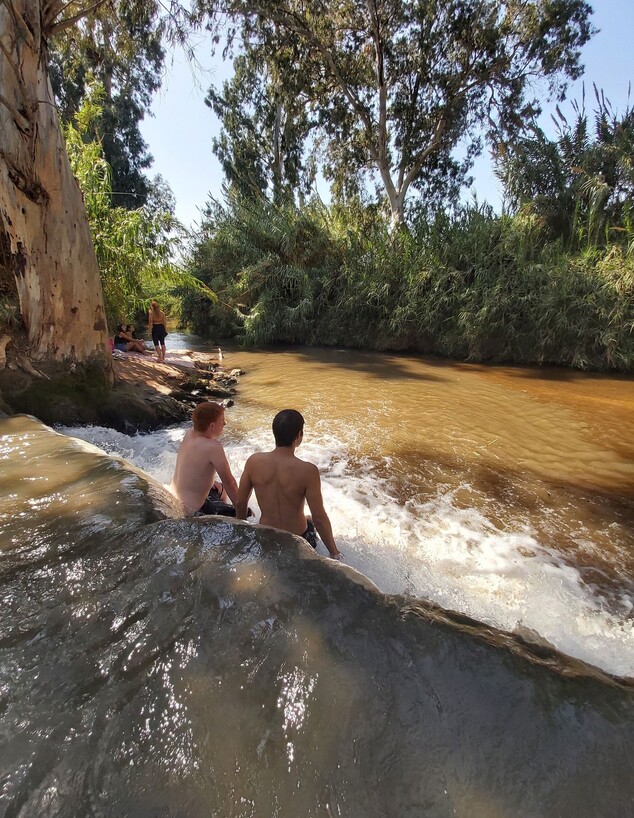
[169,401,238,516]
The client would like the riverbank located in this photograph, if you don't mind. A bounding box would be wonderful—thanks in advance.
[0,332,240,432]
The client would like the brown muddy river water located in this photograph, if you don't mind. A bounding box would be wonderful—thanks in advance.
[65,342,634,678]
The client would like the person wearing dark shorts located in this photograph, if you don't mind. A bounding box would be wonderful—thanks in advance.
[236,409,342,560]
[302,519,319,549]
[198,483,236,517]
[148,300,167,362]
[152,323,167,346]
[169,403,240,516]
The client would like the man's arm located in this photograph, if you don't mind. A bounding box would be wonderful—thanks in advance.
[236,459,254,520]
[210,441,239,507]
[305,465,341,559]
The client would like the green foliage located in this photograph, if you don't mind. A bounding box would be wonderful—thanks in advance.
[496,88,634,251]
[64,86,210,330]
[182,195,341,342]
[206,52,317,204]
[183,195,634,371]
[203,0,594,223]
[49,0,168,208]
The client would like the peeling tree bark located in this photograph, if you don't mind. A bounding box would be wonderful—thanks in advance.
[0,1,111,372]
[0,333,11,368]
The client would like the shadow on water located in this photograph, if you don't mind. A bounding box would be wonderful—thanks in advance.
[388,437,634,517]
[283,345,596,385]
[1,416,634,817]
[480,361,634,384]
[258,345,450,383]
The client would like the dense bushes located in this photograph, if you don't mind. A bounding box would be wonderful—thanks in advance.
[182,196,634,371]
[179,92,634,371]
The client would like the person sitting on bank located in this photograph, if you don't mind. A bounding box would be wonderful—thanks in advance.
[148,299,167,362]
[169,401,239,516]
[113,324,148,354]
[236,409,342,560]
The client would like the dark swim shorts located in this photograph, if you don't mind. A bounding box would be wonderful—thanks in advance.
[151,323,167,345]
[197,484,236,517]
[302,519,319,549]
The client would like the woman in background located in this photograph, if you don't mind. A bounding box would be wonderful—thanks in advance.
[125,325,150,354]
[148,300,167,362]
[114,324,148,354]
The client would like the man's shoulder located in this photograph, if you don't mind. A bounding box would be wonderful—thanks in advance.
[183,432,223,455]
[293,456,319,476]
[294,453,316,467]
[245,450,274,470]
[206,436,226,454]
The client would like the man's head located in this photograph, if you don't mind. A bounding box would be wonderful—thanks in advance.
[273,409,304,447]
[192,402,225,436]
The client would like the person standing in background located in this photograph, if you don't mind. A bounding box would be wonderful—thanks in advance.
[148,300,167,362]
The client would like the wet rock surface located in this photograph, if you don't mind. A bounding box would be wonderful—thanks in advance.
[2,415,634,818]
[0,340,241,433]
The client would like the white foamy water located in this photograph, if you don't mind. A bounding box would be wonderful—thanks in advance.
[62,420,634,678]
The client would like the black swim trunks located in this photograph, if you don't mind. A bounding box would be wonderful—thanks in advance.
[151,323,167,345]
[197,484,236,517]
[302,519,319,549]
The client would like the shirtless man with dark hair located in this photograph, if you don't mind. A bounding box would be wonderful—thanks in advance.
[236,409,342,560]
[169,402,239,516]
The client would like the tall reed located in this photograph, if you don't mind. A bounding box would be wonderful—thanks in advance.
[183,197,634,372]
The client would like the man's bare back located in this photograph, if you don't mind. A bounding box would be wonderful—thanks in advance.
[169,404,238,514]
[236,409,341,559]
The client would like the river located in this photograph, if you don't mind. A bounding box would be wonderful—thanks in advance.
[67,339,634,678]
[1,341,633,816]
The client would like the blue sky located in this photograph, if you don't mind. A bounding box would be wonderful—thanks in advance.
[140,2,634,229]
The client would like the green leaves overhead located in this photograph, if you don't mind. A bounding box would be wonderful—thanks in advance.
[64,86,211,328]
[43,0,595,223]
[49,1,169,208]
[206,52,317,204]
[202,0,594,224]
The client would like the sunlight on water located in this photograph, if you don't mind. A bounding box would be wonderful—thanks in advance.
[63,412,634,678]
[4,411,634,817]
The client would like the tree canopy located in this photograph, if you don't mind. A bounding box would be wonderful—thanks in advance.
[206,50,317,205]
[203,0,594,224]
[49,1,169,207]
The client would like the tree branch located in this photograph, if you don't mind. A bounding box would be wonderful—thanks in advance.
[48,0,110,36]
[365,0,390,183]
[398,73,421,190]
[1,0,36,50]
[401,115,447,193]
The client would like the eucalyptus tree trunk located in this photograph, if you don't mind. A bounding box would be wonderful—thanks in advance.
[0,1,111,369]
